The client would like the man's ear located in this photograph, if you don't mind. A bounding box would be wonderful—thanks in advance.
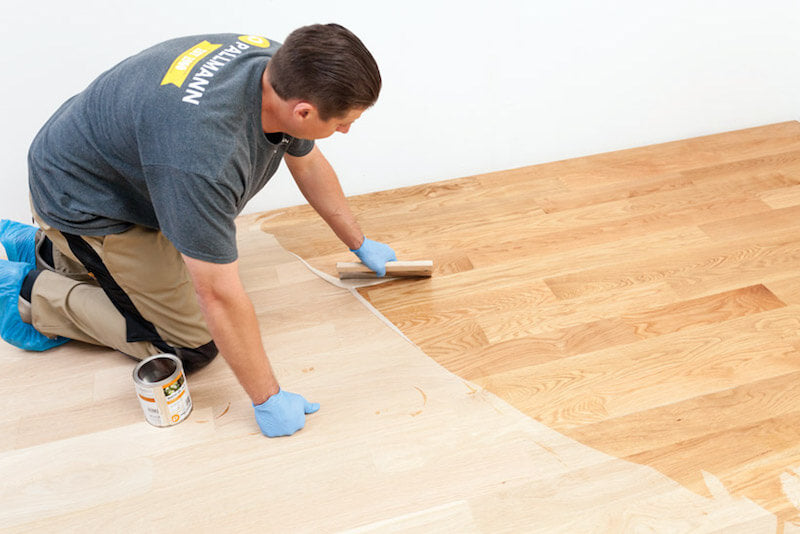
[293,101,315,120]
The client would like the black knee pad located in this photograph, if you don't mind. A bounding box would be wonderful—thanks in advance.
[175,340,219,373]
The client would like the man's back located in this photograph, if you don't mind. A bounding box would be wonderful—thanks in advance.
[28,34,312,263]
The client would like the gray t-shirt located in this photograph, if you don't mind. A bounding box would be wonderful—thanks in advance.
[29,33,314,263]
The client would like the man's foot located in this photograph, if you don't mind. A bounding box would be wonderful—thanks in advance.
[0,260,69,351]
[0,219,37,265]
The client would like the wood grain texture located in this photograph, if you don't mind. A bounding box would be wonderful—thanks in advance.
[0,219,778,532]
[262,121,800,529]
[337,260,433,279]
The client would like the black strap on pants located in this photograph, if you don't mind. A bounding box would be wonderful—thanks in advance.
[61,232,217,372]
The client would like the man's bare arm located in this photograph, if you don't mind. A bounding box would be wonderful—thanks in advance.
[181,255,279,405]
[284,145,364,250]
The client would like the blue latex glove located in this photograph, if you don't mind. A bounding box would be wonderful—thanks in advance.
[0,219,38,266]
[253,389,320,437]
[350,237,397,277]
[0,260,69,351]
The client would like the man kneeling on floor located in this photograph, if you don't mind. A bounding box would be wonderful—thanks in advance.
[0,24,396,437]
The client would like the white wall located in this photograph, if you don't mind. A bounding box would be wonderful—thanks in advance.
[1,1,798,225]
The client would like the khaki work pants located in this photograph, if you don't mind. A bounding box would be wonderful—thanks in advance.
[30,210,217,372]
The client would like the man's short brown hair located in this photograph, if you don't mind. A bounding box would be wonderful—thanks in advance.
[268,23,381,121]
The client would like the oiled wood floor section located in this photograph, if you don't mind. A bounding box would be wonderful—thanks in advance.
[261,121,800,527]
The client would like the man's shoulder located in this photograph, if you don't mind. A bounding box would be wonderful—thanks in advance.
[106,33,278,114]
[132,34,278,170]
[142,33,279,89]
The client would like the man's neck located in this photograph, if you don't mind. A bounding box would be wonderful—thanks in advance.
[260,67,283,133]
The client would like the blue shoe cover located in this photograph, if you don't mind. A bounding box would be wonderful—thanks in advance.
[0,219,38,266]
[0,260,69,351]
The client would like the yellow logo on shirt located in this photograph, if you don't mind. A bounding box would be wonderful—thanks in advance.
[161,41,223,87]
[238,35,271,48]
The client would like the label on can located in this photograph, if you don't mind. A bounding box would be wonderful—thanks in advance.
[133,354,192,427]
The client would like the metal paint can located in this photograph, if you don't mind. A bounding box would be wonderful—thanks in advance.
[133,354,192,427]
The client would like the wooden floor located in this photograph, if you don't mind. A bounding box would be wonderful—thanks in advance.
[261,121,800,529]
[4,121,800,532]
[4,222,778,532]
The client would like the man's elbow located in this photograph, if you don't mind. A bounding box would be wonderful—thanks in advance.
[183,256,244,308]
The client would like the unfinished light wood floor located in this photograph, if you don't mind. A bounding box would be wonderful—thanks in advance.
[261,121,800,528]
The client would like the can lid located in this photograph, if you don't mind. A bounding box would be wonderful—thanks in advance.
[132,354,182,386]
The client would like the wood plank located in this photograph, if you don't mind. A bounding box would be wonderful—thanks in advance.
[539,149,800,213]
[626,411,800,525]
[568,370,800,457]
[337,260,433,279]
[358,226,709,318]
[479,284,785,352]
[475,307,800,430]
[760,184,800,209]
[358,275,557,317]
[544,229,800,300]
[699,205,800,241]
[765,276,800,306]
[553,121,800,188]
